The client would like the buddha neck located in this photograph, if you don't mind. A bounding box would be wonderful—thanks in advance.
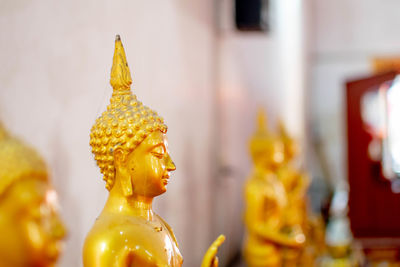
[103,179,154,221]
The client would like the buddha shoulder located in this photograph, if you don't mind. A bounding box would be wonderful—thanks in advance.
[83,213,182,267]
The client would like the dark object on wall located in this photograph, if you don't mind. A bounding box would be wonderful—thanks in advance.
[235,0,269,32]
[346,72,400,260]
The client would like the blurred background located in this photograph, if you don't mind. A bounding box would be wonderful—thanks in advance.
[1,0,400,266]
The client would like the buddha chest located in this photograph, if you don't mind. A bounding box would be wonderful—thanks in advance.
[85,214,183,267]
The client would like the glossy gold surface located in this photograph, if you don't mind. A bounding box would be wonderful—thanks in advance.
[0,123,66,267]
[243,110,304,267]
[83,35,224,267]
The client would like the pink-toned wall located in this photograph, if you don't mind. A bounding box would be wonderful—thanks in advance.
[0,1,216,266]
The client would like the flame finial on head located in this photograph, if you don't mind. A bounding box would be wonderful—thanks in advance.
[249,108,284,164]
[250,107,272,152]
[110,35,132,93]
[256,108,268,135]
[278,119,289,139]
[278,119,298,160]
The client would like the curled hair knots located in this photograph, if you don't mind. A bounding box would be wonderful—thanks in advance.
[90,93,167,190]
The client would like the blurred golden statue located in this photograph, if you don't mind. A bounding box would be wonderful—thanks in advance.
[276,121,309,266]
[243,110,304,267]
[277,121,327,266]
[0,123,66,267]
[83,35,224,267]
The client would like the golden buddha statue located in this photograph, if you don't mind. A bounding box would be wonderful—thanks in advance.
[0,123,66,267]
[276,121,309,266]
[83,35,224,267]
[243,110,304,267]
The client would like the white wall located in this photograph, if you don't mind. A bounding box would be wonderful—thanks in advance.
[0,1,217,266]
[309,0,400,187]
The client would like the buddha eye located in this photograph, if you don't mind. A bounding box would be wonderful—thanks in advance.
[151,146,165,159]
[151,152,164,159]
[28,206,43,222]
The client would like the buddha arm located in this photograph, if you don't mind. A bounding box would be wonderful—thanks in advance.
[245,185,302,248]
[250,223,303,248]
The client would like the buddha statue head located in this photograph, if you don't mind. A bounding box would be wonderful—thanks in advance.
[89,35,175,198]
[0,123,66,267]
[249,109,284,170]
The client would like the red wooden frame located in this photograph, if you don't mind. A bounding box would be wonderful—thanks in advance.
[346,71,400,240]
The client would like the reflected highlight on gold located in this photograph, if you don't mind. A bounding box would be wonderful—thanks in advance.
[0,123,66,267]
[83,35,224,267]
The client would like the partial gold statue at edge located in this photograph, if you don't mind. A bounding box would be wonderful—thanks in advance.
[0,123,66,267]
[243,109,305,267]
[83,35,225,267]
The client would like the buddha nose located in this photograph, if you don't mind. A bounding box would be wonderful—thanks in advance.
[166,154,176,172]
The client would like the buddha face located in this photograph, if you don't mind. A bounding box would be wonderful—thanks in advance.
[116,131,176,197]
[253,140,284,170]
[0,178,66,267]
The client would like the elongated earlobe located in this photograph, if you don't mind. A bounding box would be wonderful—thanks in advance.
[121,173,133,197]
[114,148,133,196]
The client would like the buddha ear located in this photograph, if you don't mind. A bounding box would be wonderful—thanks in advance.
[114,148,133,197]
[114,147,127,167]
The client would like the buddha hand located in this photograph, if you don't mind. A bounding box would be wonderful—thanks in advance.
[201,235,225,267]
